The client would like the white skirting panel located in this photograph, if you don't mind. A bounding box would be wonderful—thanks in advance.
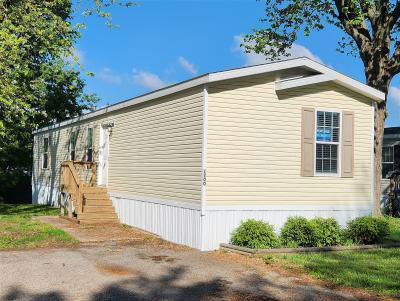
[111,195,202,249]
[31,184,60,207]
[201,205,371,251]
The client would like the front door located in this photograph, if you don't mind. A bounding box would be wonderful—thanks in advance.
[98,125,110,186]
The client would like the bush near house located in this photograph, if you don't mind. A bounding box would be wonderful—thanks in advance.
[231,219,281,249]
[280,216,344,248]
[280,216,316,248]
[346,216,390,244]
[231,216,395,249]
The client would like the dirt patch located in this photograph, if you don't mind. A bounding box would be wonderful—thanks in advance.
[135,253,178,263]
[96,263,139,276]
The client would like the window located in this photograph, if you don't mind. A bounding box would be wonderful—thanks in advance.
[42,137,49,169]
[382,146,394,178]
[69,131,78,161]
[315,111,340,174]
[86,128,93,162]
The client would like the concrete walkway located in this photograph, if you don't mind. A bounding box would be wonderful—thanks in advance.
[0,241,386,301]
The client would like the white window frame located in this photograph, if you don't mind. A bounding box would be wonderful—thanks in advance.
[382,145,394,178]
[314,108,342,177]
[42,136,49,169]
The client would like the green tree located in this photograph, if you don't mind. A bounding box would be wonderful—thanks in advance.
[0,0,101,202]
[245,0,400,215]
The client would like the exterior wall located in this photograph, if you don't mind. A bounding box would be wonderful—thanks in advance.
[106,88,204,204]
[32,120,101,205]
[206,75,373,205]
[202,74,374,250]
[32,87,204,207]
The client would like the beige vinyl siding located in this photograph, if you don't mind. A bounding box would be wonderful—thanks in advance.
[107,88,203,203]
[32,87,204,204]
[32,120,101,190]
[206,75,373,205]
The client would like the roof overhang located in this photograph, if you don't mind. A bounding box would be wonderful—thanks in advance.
[33,57,385,135]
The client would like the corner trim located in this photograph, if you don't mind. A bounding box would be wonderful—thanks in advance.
[371,101,375,214]
[200,85,208,216]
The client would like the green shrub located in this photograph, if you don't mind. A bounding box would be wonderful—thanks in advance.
[231,219,280,249]
[280,216,315,247]
[310,217,344,247]
[281,216,344,247]
[346,216,390,244]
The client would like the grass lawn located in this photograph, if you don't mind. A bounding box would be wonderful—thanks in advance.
[0,204,77,249]
[275,216,400,298]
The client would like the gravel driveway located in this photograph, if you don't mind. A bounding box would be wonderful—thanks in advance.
[0,240,384,301]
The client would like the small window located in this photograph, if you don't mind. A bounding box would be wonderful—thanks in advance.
[382,146,394,178]
[86,128,93,162]
[42,137,49,169]
[315,111,340,175]
[69,131,78,161]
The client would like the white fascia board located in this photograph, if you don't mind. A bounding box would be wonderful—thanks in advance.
[275,74,333,91]
[302,59,385,101]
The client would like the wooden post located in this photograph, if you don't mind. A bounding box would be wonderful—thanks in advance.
[67,194,73,218]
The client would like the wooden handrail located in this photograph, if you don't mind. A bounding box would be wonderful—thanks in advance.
[60,160,97,217]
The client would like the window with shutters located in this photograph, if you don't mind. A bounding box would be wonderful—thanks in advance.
[382,146,394,178]
[42,136,49,169]
[315,111,341,175]
[86,128,93,162]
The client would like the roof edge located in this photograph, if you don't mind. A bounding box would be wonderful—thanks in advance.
[33,57,385,135]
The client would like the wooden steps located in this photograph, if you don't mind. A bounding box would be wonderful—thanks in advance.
[77,187,119,224]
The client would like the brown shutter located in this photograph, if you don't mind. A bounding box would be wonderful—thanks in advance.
[301,107,315,177]
[341,111,354,177]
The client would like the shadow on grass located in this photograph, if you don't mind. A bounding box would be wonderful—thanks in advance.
[0,204,58,217]
[285,249,400,297]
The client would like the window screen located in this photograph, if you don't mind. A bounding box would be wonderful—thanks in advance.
[315,111,340,174]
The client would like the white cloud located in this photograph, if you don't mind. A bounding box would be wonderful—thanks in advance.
[178,56,198,75]
[132,69,167,90]
[389,86,400,107]
[97,68,122,84]
[233,34,322,66]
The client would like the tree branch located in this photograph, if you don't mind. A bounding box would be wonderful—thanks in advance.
[389,0,400,29]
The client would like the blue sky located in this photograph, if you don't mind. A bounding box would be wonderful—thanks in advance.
[73,0,400,127]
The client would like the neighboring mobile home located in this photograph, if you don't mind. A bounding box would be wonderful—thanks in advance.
[32,57,385,251]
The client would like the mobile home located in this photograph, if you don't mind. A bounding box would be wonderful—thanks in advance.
[32,57,384,250]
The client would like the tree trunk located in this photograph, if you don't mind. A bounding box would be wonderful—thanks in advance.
[373,101,386,216]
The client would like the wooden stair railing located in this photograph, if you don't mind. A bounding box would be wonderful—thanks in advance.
[60,161,97,218]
